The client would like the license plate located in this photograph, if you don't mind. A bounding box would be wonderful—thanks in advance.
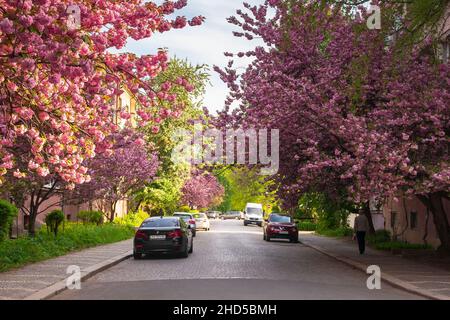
[279,231,288,234]
[150,235,166,240]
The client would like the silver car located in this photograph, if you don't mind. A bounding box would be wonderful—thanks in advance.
[173,212,197,237]
[193,212,210,231]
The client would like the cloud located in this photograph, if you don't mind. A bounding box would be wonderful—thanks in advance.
[123,0,265,113]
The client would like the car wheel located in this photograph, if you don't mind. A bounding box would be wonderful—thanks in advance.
[244,222,248,226]
[180,243,189,258]
[290,237,299,243]
[189,239,193,253]
[133,251,142,260]
[266,235,271,241]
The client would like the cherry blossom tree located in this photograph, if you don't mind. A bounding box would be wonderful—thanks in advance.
[0,0,203,186]
[215,1,449,249]
[67,128,159,222]
[181,170,224,210]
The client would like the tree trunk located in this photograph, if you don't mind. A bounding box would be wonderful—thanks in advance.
[27,193,38,237]
[134,200,142,212]
[363,201,375,234]
[417,193,450,253]
[28,211,37,237]
[109,201,117,222]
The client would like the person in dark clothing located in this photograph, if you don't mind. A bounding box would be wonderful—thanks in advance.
[353,210,369,254]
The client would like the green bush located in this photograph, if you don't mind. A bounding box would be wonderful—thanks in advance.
[78,210,103,225]
[177,205,191,212]
[298,193,350,231]
[114,210,149,227]
[374,241,432,251]
[0,200,18,241]
[367,230,391,245]
[271,205,282,213]
[0,223,134,272]
[316,226,353,237]
[44,210,65,236]
[297,221,317,231]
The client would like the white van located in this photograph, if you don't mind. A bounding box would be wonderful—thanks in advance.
[243,203,263,226]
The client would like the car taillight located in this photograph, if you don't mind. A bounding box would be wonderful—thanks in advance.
[167,229,183,238]
[135,230,148,240]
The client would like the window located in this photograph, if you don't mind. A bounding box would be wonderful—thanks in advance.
[141,218,179,228]
[390,212,397,229]
[66,214,71,221]
[410,211,418,229]
[246,208,263,216]
[269,214,292,223]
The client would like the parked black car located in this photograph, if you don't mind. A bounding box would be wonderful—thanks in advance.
[133,216,193,259]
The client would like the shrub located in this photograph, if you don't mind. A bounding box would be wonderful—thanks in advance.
[297,221,317,231]
[44,210,65,236]
[0,223,135,272]
[78,210,103,225]
[0,200,18,241]
[367,230,391,245]
[177,205,191,212]
[375,241,432,251]
[316,226,353,237]
[271,205,282,213]
[114,210,149,227]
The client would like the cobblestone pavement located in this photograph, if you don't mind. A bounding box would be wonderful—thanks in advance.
[0,239,132,300]
[301,233,450,299]
[53,220,422,300]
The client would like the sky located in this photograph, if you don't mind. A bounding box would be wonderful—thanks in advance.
[122,0,265,114]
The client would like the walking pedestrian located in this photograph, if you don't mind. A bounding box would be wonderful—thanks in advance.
[353,210,369,254]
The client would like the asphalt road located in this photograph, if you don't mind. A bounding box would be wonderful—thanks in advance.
[53,219,422,300]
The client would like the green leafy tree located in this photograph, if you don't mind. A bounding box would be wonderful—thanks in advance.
[0,200,18,241]
[215,167,278,213]
[44,209,65,237]
[134,59,210,214]
[78,210,103,225]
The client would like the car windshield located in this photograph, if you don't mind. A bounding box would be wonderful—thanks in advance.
[193,213,207,219]
[247,208,262,215]
[173,213,191,219]
[141,219,179,228]
[270,215,292,223]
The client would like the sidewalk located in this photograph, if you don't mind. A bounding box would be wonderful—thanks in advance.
[0,239,132,300]
[300,232,450,300]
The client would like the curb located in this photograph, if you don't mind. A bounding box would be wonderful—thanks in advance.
[303,242,449,300]
[23,250,132,300]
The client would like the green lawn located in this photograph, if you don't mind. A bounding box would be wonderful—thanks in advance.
[0,223,134,272]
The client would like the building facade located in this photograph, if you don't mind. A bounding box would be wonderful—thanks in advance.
[383,196,450,248]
